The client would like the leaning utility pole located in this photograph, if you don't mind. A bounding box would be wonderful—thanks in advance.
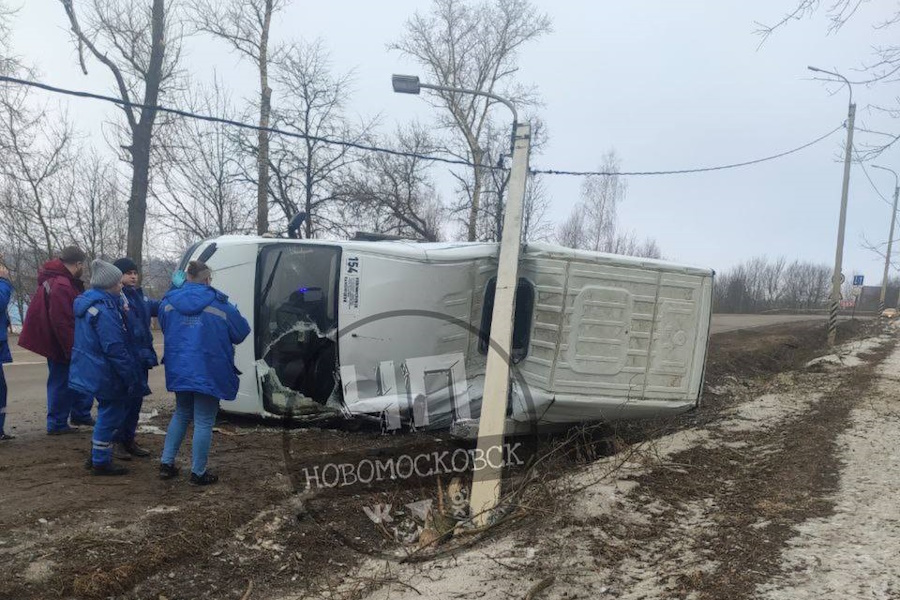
[392,74,529,524]
[468,121,531,526]
[873,165,899,314]
[809,66,855,345]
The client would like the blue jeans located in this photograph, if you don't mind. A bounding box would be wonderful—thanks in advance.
[114,369,149,444]
[47,360,93,431]
[0,364,7,435]
[92,398,128,465]
[161,392,219,476]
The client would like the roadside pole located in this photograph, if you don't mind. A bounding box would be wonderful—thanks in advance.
[874,167,900,314]
[828,102,855,345]
[468,122,531,526]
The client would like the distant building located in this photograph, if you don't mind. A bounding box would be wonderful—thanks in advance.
[856,285,899,312]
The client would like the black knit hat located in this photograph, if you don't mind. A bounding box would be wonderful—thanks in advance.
[114,257,139,274]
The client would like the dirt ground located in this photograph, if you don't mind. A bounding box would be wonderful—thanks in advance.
[0,318,895,600]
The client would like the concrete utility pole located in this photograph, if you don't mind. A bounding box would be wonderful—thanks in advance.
[468,120,530,525]
[872,165,899,314]
[392,74,530,525]
[809,66,855,345]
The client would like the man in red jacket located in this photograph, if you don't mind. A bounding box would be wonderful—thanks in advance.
[19,246,95,434]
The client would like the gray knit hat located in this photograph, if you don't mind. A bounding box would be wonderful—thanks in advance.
[90,259,123,290]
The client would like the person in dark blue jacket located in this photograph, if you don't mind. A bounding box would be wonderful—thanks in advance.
[111,257,159,459]
[0,262,14,441]
[158,260,250,485]
[70,260,146,476]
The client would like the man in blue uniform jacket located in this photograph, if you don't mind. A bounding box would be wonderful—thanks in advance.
[158,260,250,485]
[69,260,147,476]
[111,257,159,459]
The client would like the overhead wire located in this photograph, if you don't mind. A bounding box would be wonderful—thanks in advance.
[0,74,495,171]
[0,73,845,179]
[854,151,895,209]
[529,124,844,176]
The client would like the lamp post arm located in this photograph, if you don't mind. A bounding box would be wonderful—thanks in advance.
[808,66,853,106]
[418,82,518,126]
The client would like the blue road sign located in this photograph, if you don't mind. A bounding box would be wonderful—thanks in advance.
[853,275,865,286]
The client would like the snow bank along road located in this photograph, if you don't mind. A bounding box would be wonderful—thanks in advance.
[313,327,900,600]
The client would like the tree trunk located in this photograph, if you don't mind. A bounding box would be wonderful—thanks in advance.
[256,0,274,235]
[125,0,166,272]
[467,147,484,242]
[127,129,151,269]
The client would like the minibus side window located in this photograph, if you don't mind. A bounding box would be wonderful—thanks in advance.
[478,277,535,364]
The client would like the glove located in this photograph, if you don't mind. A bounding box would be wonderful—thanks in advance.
[171,269,186,288]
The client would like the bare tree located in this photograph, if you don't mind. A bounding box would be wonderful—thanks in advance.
[474,117,552,242]
[756,2,900,157]
[340,123,443,241]
[556,150,661,258]
[0,1,17,75]
[59,0,182,271]
[153,79,255,238]
[391,0,551,241]
[0,82,76,258]
[262,39,376,237]
[192,0,289,235]
[714,256,832,313]
[68,151,128,259]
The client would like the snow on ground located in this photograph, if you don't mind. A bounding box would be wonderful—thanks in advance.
[288,333,899,600]
[758,340,900,600]
[805,334,893,369]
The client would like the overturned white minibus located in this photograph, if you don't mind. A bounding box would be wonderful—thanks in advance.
[175,236,714,434]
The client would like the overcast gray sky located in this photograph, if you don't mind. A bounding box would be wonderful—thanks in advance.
[9,1,900,283]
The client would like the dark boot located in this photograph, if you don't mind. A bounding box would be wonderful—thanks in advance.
[48,426,79,436]
[91,462,128,476]
[159,463,180,480]
[190,471,219,486]
[70,417,96,427]
[123,440,151,458]
[112,443,133,461]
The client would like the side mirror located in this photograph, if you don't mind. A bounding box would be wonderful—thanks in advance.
[287,212,307,239]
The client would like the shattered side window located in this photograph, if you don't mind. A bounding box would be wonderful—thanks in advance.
[256,244,341,415]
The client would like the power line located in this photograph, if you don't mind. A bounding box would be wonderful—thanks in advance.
[0,73,492,171]
[530,124,844,177]
[853,148,895,209]
[0,73,844,180]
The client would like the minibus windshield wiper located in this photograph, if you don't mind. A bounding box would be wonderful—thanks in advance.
[259,250,283,307]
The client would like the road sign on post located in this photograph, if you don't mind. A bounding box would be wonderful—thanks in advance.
[853,275,864,286]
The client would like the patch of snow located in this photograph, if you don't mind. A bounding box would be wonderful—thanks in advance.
[759,340,900,600]
[805,335,890,370]
[717,392,823,433]
[136,425,167,436]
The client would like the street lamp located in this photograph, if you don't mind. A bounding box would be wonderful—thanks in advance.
[871,165,899,314]
[808,65,856,345]
[392,74,530,526]
[391,74,519,126]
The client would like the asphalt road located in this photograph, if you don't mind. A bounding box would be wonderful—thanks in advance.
[0,314,856,439]
[708,314,856,334]
[2,335,168,441]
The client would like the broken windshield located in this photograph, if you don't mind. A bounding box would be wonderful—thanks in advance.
[256,244,341,415]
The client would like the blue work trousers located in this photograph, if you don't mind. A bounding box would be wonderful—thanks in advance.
[47,360,93,432]
[91,398,128,466]
[114,368,149,444]
[160,392,219,476]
